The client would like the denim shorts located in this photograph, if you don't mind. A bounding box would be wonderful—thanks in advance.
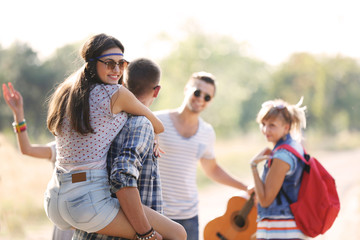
[44,169,119,232]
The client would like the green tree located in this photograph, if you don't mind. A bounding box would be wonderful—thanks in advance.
[269,53,327,130]
[0,42,43,132]
[322,55,360,133]
[269,53,360,134]
[156,23,270,136]
[2,34,359,141]
[0,41,83,137]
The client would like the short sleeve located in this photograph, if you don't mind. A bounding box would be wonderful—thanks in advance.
[272,149,298,175]
[90,84,121,118]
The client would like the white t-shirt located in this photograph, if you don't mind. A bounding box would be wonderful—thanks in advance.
[55,84,128,172]
[155,110,215,219]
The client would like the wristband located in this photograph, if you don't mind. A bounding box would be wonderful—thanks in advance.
[136,229,156,240]
[136,228,155,240]
[12,120,27,133]
[251,162,257,168]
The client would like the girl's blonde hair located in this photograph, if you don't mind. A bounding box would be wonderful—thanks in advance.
[256,97,307,141]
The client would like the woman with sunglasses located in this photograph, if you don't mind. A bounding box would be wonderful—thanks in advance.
[45,33,185,240]
[250,98,308,239]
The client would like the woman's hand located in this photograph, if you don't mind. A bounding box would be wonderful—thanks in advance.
[2,82,24,119]
[250,147,272,166]
[153,230,162,240]
[153,134,165,157]
[246,184,255,196]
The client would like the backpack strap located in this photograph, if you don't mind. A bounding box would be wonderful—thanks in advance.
[273,144,309,205]
[274,144,309,166]
[279,188,293,204]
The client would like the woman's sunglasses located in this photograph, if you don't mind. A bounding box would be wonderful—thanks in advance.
[193,89,212,102]
[98,59,129,70]
[262,101,286,110]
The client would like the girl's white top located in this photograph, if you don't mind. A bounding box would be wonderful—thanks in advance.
[55,84,128,172]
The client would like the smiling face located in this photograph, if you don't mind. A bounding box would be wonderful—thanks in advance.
[96,47,126,85]
[185,79,215,113]
[260,115,290,145]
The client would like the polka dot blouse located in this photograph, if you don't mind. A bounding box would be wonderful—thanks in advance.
[55,84,128,172]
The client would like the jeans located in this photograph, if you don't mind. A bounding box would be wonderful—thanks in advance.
[44,169,119,232]
[173,215,199,240]
[52,225,74,240]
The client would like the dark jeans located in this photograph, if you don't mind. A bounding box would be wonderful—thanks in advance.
[173,215,199,240]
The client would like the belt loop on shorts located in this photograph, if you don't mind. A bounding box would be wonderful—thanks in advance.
[72,172,87,183]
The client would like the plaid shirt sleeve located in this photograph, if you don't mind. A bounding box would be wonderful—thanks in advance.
[108,116,154,194]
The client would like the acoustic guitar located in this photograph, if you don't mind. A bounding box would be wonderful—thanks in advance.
[203,193,257,240]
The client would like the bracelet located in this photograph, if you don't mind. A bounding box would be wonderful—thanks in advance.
[136,228,154,239]
[137,227,153,237]
[12,120,27,133]
[251,162,257,168]
[136,229,156,240]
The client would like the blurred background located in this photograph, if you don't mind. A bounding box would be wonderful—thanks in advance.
[1,0,359,239]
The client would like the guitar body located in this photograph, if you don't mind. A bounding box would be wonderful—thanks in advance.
[204,195,257,240]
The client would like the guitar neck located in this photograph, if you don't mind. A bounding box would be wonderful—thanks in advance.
[234,193,255,227]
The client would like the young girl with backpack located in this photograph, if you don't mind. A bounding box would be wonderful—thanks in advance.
[250,98,308,239]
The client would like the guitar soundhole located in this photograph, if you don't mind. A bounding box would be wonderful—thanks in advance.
[233,215,246,228]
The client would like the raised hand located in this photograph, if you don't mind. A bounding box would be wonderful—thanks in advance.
[2,82,24,121]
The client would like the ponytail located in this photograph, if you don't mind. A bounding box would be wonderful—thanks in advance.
[287,97,307,141]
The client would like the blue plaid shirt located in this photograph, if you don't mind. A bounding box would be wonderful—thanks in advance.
[72,115,163,240]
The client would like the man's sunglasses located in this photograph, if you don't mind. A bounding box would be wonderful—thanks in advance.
[193,89,212,102]
[97,59,129,70]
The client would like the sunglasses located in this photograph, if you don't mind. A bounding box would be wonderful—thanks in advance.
[262,101,286,110]
[193,89,212,102]
[153,85,160,90]
[97,59,129,70]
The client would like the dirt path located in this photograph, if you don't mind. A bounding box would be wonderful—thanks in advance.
[198,149,360,240]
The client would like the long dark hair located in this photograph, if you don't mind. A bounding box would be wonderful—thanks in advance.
[47,33,125,136]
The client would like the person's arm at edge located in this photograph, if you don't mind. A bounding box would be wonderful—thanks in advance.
[251,157,290,207]
[2,82,52,160]
[200,157,248,191]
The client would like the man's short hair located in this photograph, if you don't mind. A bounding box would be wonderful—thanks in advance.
[187,71,217,95]
[125,58,161,96]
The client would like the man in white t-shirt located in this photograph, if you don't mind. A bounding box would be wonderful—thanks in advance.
[155,72,251,240]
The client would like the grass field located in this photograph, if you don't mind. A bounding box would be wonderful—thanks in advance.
[0,134,54,239]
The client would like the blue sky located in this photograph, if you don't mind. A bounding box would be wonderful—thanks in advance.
[1,0,359,65]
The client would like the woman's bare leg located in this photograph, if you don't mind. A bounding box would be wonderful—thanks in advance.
[143,205,187,240]
[96,205,186,239]
[96,209,135,239]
